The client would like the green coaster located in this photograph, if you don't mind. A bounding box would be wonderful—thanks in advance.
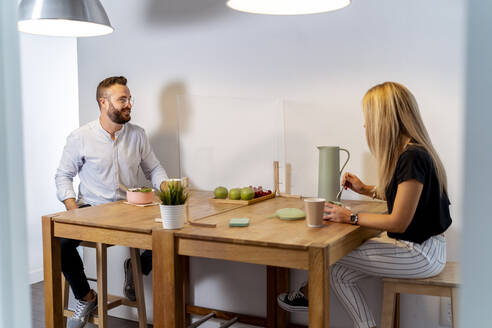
[229,217,250,227]
[273,208,306,221]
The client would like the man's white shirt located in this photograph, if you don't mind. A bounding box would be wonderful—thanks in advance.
[55,120,168,205]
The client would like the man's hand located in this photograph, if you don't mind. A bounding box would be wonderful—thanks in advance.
[63,198,78,211]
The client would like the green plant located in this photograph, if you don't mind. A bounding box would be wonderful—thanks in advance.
[157,181,189,205]
[128,187,153,192]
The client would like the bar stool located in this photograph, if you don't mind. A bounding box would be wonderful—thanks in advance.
[381,261,459,328]
[61,242,147,328]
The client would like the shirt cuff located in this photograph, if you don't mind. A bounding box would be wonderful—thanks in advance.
[57,189,77,203]
[152,174,169,191]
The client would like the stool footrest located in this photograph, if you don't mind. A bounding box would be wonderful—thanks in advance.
[63,294,137,322]
[107,294,124,310]
[219,317,239,328]
[121,298,139,308]
[188,312,215,328]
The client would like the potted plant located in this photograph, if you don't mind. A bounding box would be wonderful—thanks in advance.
[157,180,189,229]
[126,186,155,205]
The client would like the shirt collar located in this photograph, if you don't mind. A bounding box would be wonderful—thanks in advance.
[114,123,126,139]
[92,119,126,141]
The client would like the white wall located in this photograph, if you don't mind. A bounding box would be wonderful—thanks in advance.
[19,34,79,283]
[77,0,465,327]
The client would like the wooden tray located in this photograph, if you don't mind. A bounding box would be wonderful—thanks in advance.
[209,192,276,205]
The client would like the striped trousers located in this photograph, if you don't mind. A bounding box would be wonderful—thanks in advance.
[330,232,446,328]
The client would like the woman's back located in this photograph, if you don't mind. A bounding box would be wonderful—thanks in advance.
[386,144,452,243]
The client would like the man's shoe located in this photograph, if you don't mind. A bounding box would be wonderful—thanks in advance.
[123,258,136,301]
[67,294,97,328]
[277,283,308,312]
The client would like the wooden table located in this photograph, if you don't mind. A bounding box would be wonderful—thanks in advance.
[154,197,387,328]
[42,190,244,328]
[43,191,386,328]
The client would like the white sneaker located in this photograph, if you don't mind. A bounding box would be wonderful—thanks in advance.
[67,293,97,328]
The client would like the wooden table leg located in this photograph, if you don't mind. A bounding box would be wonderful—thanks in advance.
[153,230,184,328]
[308,246,329,328]
[182,255,191,326]
[267,266,290,328]
[42,216,63,328]
[267,266,277,328]
[275,268,290,327]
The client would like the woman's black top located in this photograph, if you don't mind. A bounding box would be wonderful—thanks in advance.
[385,144,452,244]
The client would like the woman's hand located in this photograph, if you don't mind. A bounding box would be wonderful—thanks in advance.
[341,172,371,196]
[323,202,352,223]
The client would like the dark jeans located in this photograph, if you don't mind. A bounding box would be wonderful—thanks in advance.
[140,250,152,276]
[61,205,153,300]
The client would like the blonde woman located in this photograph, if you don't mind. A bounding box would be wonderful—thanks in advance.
[277,82,452,328]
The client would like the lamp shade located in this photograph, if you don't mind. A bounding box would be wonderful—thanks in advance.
[18,0,113,37]
[227,0,351,15]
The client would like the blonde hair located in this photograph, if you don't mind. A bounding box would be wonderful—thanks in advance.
[362,82,447,198]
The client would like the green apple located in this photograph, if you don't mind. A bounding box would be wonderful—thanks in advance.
[214,186,228,199]
[229,188,241,200]
[240,187,255,200]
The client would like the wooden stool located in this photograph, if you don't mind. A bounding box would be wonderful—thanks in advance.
[381,261,459,328]
[61,242,147,328]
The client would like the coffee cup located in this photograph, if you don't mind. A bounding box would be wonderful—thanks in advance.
[304,198,326,228]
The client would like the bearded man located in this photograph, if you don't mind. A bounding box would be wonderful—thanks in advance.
[55,76,168,328]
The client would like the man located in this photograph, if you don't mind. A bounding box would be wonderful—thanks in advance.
[55,76,168,328]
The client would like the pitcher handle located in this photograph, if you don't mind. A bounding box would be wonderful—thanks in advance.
[339,148,350,174]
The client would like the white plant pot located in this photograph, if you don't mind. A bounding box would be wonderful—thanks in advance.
[159,204,186,229]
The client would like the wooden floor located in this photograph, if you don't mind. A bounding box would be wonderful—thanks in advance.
[31,281,149,328]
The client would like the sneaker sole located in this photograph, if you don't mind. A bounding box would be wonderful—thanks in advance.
[277,294,308,313]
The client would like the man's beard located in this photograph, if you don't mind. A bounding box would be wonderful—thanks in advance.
[108,101,131,124]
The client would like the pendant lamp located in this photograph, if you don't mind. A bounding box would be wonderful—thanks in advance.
[18,0,113,37]
[227,0,351,15]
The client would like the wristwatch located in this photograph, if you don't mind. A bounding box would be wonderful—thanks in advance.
[350,212,359,225]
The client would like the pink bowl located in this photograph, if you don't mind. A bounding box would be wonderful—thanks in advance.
[126,189,155,205]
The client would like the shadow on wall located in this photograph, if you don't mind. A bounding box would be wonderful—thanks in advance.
[149,81,191,179]
[145,0,232,27]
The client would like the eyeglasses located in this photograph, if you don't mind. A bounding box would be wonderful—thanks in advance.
[106,96,134,107]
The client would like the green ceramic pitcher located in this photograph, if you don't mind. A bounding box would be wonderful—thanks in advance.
[317,146,350,201]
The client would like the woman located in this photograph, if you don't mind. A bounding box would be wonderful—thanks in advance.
[277,82,452,328]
